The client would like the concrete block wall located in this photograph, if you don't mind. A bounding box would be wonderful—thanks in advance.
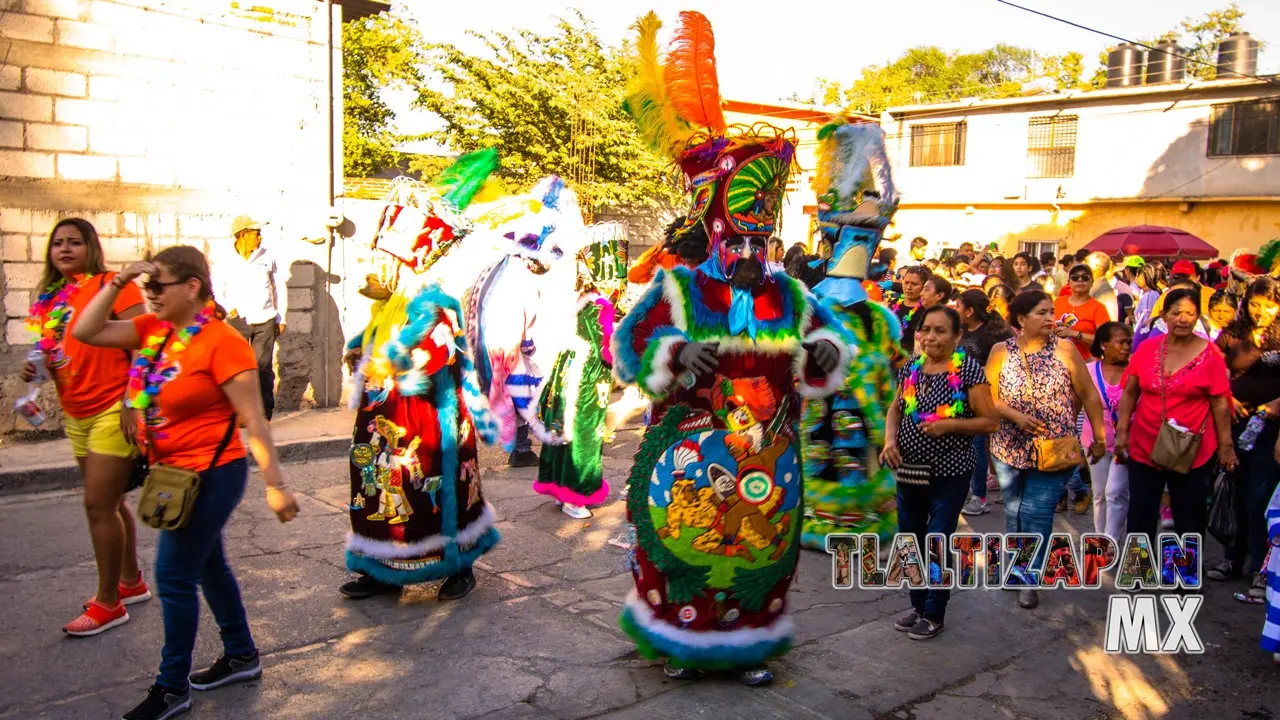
[0,0,345,435]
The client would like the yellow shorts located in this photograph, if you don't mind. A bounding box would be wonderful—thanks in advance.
[63,401,137,459]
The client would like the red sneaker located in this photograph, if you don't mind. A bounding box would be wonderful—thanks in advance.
[119,575,152,606]
[82,574,152,609]
[64,600,129,637]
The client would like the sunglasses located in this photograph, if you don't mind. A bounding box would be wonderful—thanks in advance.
[1070,274,1091,281]
[142,278,184,295]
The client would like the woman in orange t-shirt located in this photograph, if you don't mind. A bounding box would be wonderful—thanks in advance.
[74,246,299,719]
[20,218,148,637]
[1053,263,1112,359]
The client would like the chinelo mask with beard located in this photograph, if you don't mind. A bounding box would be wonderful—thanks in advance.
[725,236,766,288]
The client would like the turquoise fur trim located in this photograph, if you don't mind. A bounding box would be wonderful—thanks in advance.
[345,333,362,352]
[436,352,461,538]
[806,289,852,344]
[345,526,499,585]
[612,271,670,385]
[618,604,791,670]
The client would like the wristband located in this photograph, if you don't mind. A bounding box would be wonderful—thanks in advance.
[110,277,128,290]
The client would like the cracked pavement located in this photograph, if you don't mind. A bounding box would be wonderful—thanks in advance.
[1,429,1276,719]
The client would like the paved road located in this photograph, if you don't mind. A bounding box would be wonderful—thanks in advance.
[1,430,1276,719]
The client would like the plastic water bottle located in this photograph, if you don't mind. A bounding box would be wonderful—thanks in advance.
[26,349,49,384]
[1238,413,1267,452]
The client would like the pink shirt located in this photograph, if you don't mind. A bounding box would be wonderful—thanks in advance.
[1082,361,1122,453]
[1125,338,1230,471]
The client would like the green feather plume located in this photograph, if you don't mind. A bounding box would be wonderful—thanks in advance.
[430,148,501,211]
[1258,238,1280,274]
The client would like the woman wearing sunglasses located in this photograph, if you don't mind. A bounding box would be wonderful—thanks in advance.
[1053,264,1112,360]
[72,246,299,720]
[21,218,149,637]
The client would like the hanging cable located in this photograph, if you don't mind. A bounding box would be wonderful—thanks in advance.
[993,0,1280,87]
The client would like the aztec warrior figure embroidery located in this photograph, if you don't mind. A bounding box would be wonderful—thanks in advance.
[613,10,850,686]
[340,151,505,602]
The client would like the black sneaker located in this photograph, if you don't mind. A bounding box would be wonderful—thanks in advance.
[894,611,920,632]
[339,574,402,600]
[1206,559,1237,581]
[438,567,476,601]
[508,449,538,467]
[907,618,944,640]
[189,652,262,691]
[122,684,191,720]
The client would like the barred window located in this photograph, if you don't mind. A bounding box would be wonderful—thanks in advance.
[910,122,966,167]
[1209,101,1280,157]
[1026,115,1077,179]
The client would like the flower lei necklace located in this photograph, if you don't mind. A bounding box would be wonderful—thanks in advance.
[126,300,216,413]
[902,348,967,423]
[26,275,92,355]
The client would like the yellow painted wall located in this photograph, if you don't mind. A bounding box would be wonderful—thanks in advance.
[886,201,1280,259]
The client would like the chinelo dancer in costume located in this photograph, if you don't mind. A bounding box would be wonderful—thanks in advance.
[798,122,905,550]
[612,10,851,687]
[532,225,629,518]
[465,176,587,466]
[339,150,504,602]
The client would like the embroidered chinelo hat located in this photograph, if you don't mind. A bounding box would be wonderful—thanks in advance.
[623,11,796,278]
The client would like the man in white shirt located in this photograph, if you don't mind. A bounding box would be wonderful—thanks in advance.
[214,216,288,419]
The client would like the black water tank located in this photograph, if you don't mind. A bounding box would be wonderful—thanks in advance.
[1217,33,1259,79]
[1146,40,1186,84]
[1106,43,1145,88]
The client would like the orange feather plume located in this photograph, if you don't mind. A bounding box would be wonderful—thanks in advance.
[663,11,726,134]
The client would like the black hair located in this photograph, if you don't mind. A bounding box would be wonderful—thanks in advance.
[1090,321,1132,358]
[1002,252,1041,287]
[925,275,953,302]
[668,220,709,263]
[1007,290,1052,330]
[902,264,931,283]
[911,236,928,248]
[1224,276,1280,351]
[919,305,961,335]
[1162,287,1202,318]
[1040,251,1057,266]
[878,247,898,266]
[1074,249,1090,262]
[957,289,991,322]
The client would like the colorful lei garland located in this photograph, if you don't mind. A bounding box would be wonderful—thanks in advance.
[902,348,967,423]
[26,276,91,356]
[126,300,216,413]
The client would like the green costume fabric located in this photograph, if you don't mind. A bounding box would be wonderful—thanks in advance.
[800,300,903,549]
[534,296,613,506]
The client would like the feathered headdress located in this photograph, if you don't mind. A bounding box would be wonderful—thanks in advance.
[810,122,901,300]
[623,11,795,260]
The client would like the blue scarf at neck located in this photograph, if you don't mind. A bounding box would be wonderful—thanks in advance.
[699,259,757,340]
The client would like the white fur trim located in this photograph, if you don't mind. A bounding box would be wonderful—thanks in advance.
[643,334,685,398]
[796,327,854,398]
[623,590,795,649]
[661,270,690,334]
[345,503,496,559]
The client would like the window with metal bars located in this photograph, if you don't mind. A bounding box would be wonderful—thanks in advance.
[909,122,966,167]
[1026,115,1078,179]
[1209,101,1280,157]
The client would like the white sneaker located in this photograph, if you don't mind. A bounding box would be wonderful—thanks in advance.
[561,503,592,519]
[961,496,989,516]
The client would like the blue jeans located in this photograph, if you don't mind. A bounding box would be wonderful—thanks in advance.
[994,459,1072,572]
[1065,467,1087,498]
[155,459,255,690]
[897,473,970,622]
[970,436,989,500]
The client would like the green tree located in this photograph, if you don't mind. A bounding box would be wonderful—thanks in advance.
[342,13,425,178]
[415,11,678,213]
[837,45,1035,113]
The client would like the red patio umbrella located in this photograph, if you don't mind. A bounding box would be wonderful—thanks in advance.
[1081,225,1218,259]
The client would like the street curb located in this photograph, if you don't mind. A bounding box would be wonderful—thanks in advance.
[0,436,351,497]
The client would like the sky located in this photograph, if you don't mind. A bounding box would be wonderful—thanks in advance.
[391,0,1278,142]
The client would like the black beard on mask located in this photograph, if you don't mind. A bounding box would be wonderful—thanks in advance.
[729,257,764,288]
